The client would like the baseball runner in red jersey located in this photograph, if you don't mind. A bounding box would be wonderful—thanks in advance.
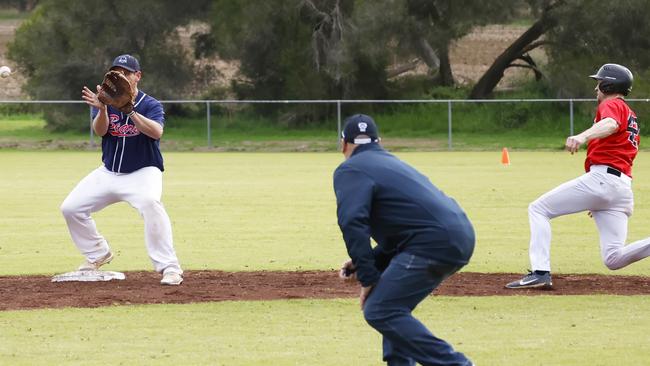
[61,54,183,285]
[507,63,650,289]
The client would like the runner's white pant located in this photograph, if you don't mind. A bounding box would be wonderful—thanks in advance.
[61,166,182,274]
[529,165,650,271]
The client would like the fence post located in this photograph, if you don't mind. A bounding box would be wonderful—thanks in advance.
[206,101,212,148]
[447,100,452,150]
[89,106,94,147]
[337,100,342,149]
[569,99,574,136]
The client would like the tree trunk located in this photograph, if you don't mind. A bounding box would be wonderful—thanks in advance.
[386,58,420,79]
[415,36,440,71]
[469,4,561,99]
[434,42,454,86]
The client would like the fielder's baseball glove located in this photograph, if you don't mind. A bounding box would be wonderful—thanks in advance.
[97,70,136,114]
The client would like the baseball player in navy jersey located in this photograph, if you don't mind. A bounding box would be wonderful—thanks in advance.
[61,54,183,285]
[507,63,650,289]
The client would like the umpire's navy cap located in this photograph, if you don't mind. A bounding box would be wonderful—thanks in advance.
[110,54,141,72]
[342,114,380,144]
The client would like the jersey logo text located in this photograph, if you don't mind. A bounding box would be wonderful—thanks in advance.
[109,121,140,137]
[627,115,639,149]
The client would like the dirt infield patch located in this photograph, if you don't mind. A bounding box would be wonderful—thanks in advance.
[1,271,649,311]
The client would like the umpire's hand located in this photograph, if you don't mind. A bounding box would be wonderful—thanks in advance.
[339,259,357,281]
[360,285,375,310]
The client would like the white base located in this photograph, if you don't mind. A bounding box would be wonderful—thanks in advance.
[51,270,126,282]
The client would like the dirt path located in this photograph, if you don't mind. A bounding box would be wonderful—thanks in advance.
[1,271,649,311]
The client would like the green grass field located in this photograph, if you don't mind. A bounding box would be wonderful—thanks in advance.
[1,151,650,365]
[1,297,648,365]
[3,150,650,276]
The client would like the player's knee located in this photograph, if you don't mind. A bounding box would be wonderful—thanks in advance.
[603,252,625,270]
[528,199,555,219]
[528,200,542,215]
[137,199,164,216]
[363,303,393,330]
[60,200,78,218]
[604,260,624,270]
[363,307,385,329]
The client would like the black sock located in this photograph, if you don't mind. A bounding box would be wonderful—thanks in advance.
[534,270,550,275]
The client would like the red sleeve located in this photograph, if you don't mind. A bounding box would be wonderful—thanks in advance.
[597,99,625,133]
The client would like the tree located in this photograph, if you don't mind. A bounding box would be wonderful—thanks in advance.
[198,0,334,102]
[8,0,210,130]
[403,0,519,86]
[545,0,650,98]
[301,0,355,97]
[469,0,565,99]
[300,0,522,103]
[348,0,520,87]
[195,0,392,123]
[468,0,650,100]
[3,0,39,12]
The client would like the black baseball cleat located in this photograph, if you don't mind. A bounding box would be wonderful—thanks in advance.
[505,271,552,289]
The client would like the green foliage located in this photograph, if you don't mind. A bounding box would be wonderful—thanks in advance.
[356,0,521,87]
[427,85,469,100]
[7,0,210,130]
[3,0,38,10]
[197,0,526,122]
[0,95,603,150]
[197,0,336,124]
[42,105,86,132]
[625,69,650,120]
[0,102,40,115]
[0,7,30,20]
[370,81,593,137]
[546,0,650,97]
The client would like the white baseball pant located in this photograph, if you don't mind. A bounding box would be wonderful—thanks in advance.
[529,165,650,271]
[60,166,182,274]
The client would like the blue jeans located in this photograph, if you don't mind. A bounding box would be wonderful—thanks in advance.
[363,252,472,366]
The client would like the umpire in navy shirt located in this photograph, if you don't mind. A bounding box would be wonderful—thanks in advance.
[334,114,475,366]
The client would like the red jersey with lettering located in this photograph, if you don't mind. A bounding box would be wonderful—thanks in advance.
[585,98,639,177]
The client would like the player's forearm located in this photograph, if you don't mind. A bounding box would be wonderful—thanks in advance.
[92,107,109,136]
[130,112,163,140]
[577,117,619,142]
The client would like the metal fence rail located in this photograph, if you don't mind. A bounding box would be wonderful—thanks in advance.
[2,98,650,149]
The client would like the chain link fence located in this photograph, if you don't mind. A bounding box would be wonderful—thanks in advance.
[1,98,650,150]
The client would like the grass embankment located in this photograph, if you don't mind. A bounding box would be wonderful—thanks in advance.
[0,98,600,151]
[0,8,29,21]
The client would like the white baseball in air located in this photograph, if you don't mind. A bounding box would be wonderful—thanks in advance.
[0,66,11,78]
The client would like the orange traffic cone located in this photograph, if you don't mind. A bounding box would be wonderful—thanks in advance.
[501,147,510,166]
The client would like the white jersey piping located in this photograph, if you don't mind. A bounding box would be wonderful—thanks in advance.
[113,92,147,173]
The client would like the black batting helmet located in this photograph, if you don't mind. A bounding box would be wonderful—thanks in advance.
[589,63,633,96]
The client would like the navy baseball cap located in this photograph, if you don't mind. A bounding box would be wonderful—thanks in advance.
[342,114,380,144]
[110,54,140,72]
